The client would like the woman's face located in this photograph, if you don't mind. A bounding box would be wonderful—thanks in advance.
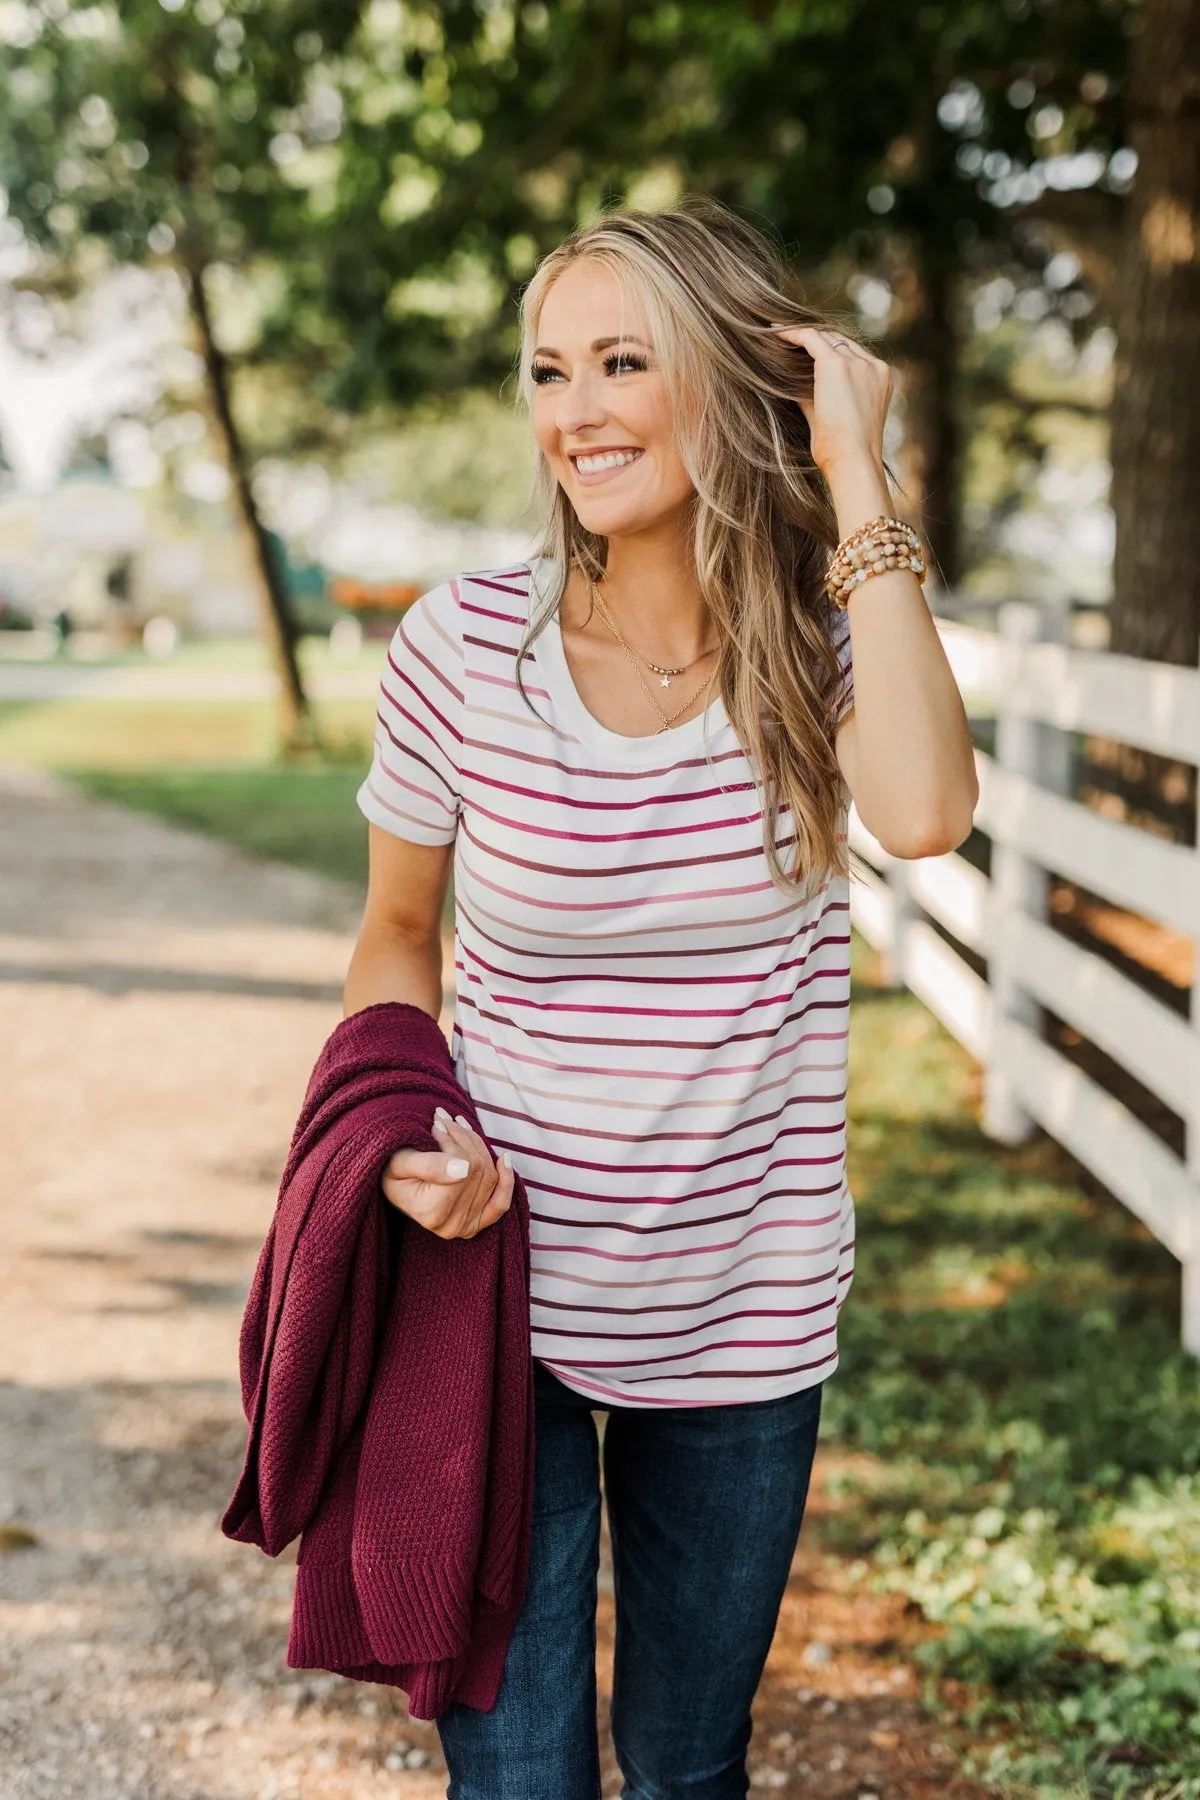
[529,259,695,541]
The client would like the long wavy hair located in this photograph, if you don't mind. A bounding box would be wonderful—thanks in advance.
[514,197,862,898]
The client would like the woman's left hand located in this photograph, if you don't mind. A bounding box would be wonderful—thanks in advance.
[772,324,894,484]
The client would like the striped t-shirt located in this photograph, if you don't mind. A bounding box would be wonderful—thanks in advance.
[358,556,856,1408]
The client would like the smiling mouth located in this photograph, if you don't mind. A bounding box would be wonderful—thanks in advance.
[569,447,645,481]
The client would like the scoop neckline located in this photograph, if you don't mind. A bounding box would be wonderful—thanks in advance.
[526,557,730,766]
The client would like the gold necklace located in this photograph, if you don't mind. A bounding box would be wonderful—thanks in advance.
[586,578,718,732]
[587,577,718,690]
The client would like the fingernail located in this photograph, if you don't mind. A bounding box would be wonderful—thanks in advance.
[434,1106,449,1121]
[455,1113,469,1127]
[500,1151,512,1170]
[446,1158,470,1179]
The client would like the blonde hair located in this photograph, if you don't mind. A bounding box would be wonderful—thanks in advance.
[515,196,859,898]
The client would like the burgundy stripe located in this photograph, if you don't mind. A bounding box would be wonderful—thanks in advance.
[390,610,462,706]
[465,573,531,597]
[533,1295,836,1343]
[463,630,523,661]
[461,731,752,784]
[373,718,457,806]
[476,972,843,1022]
[462,766,759,816]
[379,672,462,747]
[535,1354,836,1403]
[530,1193,844,1237]
[457,812,793,881]
[533,1215,842,1264]
[457,930,836,992]
[562,1350,838,1389]
[531,1271,835,1315]
[455,1019,847,1085]
[457,985,849,1052]
[472,1087,846,1145]
[461,790,765,844]
[457,851,780,915]
[549,1320,837,1372]
[454,894,812,964]
[461,599,528,626]
[523,1161,845,1210]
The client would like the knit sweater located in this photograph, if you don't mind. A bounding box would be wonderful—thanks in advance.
[220,1001,535,1718]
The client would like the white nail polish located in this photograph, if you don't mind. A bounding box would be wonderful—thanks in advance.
[500,1152,512,1170]
[446,1158,469,1180]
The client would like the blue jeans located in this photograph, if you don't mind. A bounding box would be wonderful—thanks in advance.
[436,1361,823,1800]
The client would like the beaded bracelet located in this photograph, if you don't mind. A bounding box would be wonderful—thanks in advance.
[826,514,927,608]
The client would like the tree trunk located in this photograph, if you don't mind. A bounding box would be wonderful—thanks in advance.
[1100,0,1200,840]
[891,256,962,599]
[185,262,313,750]
[1109,0,1200,666]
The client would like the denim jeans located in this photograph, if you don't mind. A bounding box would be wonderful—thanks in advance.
[436,1361,823,1800]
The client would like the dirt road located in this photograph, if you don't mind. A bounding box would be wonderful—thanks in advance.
[0,769,984,1800]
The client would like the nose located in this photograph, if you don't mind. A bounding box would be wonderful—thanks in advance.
[554,365,608,437]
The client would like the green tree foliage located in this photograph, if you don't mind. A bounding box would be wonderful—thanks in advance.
[0,0,372,743]
[0,3,1157,660]
[278,0,1138,591]
[259,0,685,412]
[644,0,1135,586]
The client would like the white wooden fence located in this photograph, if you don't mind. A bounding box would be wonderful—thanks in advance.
[848,601,1200,1351]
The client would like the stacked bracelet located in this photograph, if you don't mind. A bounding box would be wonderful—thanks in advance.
[826,515,926,608]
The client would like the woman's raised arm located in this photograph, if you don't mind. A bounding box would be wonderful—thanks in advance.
[774,323,978,860]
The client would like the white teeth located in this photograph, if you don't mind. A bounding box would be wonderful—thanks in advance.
[574,450,642,473]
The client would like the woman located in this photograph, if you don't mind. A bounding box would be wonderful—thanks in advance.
[346,200,977,1799]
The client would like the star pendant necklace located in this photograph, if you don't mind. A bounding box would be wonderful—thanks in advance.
[585,575,719,733]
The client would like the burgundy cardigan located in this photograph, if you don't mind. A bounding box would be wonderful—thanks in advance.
[220,1001,535,1718]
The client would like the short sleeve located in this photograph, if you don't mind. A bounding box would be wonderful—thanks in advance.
[825,600,854,726]
[356,579,463,846]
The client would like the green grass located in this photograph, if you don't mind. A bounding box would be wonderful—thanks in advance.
[834,946,1200,1799]
[0,691,377,886]
[71,764,373,886]
[0,632,387,675]
[0,697,376,770]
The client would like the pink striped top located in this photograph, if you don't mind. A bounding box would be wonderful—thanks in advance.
[358,557,856,1407]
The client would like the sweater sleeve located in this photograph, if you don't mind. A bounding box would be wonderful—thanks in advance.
[357,579,465,846]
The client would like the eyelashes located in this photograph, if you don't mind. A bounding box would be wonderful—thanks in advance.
[604,350,649,376]
[530,350,650,385]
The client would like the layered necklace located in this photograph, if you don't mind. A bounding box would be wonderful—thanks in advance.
[584,573,720,735]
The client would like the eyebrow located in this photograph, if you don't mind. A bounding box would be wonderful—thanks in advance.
[532,335,652,359]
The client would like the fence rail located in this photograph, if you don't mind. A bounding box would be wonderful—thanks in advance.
[848,602,1200,1351]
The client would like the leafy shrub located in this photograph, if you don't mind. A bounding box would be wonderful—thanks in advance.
[827,960,1200,1797]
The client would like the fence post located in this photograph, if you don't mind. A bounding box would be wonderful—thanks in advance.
[1187,974,1200,1354]
[1037,590,1072,800]
[1187,642,1200,1353]
[983,602,1044,1145]
[880,862,916,990]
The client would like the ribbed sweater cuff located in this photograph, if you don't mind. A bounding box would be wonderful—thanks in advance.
[353,1549,477,1661]
[290,1555,372,1669]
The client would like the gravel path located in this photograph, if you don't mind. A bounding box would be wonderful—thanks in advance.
[0,769,987,1800]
